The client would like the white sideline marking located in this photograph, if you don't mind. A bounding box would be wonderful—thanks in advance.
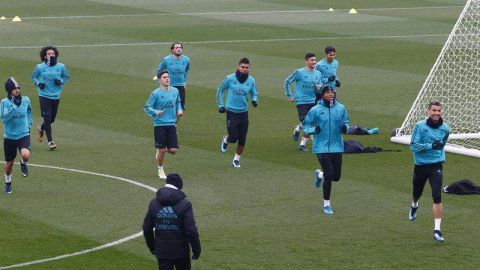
[4,6,463,20]
[0,34,448,50]
[0,162,157,269]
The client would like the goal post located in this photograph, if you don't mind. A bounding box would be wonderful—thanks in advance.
[391,0,480,158]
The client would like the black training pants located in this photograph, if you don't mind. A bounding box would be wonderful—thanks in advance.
[39,96,60,142]
[317,153,343,200]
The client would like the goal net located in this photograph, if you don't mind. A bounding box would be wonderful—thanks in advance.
[391,0,480,158]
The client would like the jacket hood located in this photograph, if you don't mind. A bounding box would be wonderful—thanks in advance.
[156,187,186,206]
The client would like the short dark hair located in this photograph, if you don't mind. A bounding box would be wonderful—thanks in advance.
[170,42,183,50]
[238,57,250,65]
[305,53,316,60]
[428,101,442,109]
[157,70,169,78]
[325,46,336,54]
[40,46,59,61]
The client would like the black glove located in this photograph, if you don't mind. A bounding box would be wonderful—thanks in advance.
[54,79,61,86]
[251,100,258,107]
[38,83,46,89]
[328,75,336,82]
[335,80,341,87]
[432,140,445,150]
[315,126,321,134]
[218,107,226,113]
[192,253,200,260]
[341,124,348,134]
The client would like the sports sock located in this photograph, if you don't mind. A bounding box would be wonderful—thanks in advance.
[5,173,11,183]
[234,154,241,161]
[300,137,308,146]
[434,218,441,231]
[20,158,26,164]
[158,165,163,170]
[323,200,330,207]
[412,201,418,208]
[223,136,229,144]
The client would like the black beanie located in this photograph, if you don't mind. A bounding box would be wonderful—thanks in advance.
[5,77,20,93]
[166,173,183,190]
[319,85,332,98]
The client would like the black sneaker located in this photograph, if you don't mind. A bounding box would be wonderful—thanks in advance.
[298,145,308,152]
[20,161,28,177]
[433,230,444,242]
[409,206,418,221]
[232,159,241,168]
[221,136,228,153]
[5,182,12,194]
[292,129,300,142]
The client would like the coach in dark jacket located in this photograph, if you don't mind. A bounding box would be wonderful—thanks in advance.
[143,174,201,270]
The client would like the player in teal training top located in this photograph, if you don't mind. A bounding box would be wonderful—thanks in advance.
[217,57,258,168]
[409,101,450,243]
[32,46,70,150]
[284,53,322,152]
[1,77,32,194]
[303,85,349,215]
[144,70,183,179]
[315,46,341,92]
[157,42,190,111]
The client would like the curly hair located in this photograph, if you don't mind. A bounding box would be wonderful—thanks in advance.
[39,46,59,61]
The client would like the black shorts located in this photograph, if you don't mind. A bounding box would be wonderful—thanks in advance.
[154,126,178,149]
[4,135,31,161]
[296,103,316,122]
[413,163,443,203]
[226,111,249,146]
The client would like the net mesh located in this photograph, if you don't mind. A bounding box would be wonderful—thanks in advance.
[395,0,480,155]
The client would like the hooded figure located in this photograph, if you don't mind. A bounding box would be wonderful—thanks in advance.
[143,174,201,268]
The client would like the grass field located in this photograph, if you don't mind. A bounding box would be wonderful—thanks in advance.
[1,0,479,269]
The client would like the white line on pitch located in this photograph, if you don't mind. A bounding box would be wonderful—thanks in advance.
[4,5,463,20]
[0,232,144,269]
[0,34,448,50]
[0,162,157,269]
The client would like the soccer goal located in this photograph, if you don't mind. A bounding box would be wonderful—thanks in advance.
[391,0,480,158]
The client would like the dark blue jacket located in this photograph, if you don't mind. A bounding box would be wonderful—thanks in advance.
[143,187,201,259]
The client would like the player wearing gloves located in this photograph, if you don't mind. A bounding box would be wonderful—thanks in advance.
[1,77,32,193]
[217,58,258,168]
[409,101,450,243]
[315,46,341,93]
[303,85,349,215]
[31,46,70,150]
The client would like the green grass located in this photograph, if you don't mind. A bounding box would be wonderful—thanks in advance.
[1,0,479,269]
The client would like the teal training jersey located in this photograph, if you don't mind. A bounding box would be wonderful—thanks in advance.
[216,74,258,113]
[315,58,339,91]
[32,62,70,100]
[410,120,450,165]
[284,67,322,105]
[302,100,349,154]
[157,55,190,87]
[0,96,32,140]
[144,87,183,126]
